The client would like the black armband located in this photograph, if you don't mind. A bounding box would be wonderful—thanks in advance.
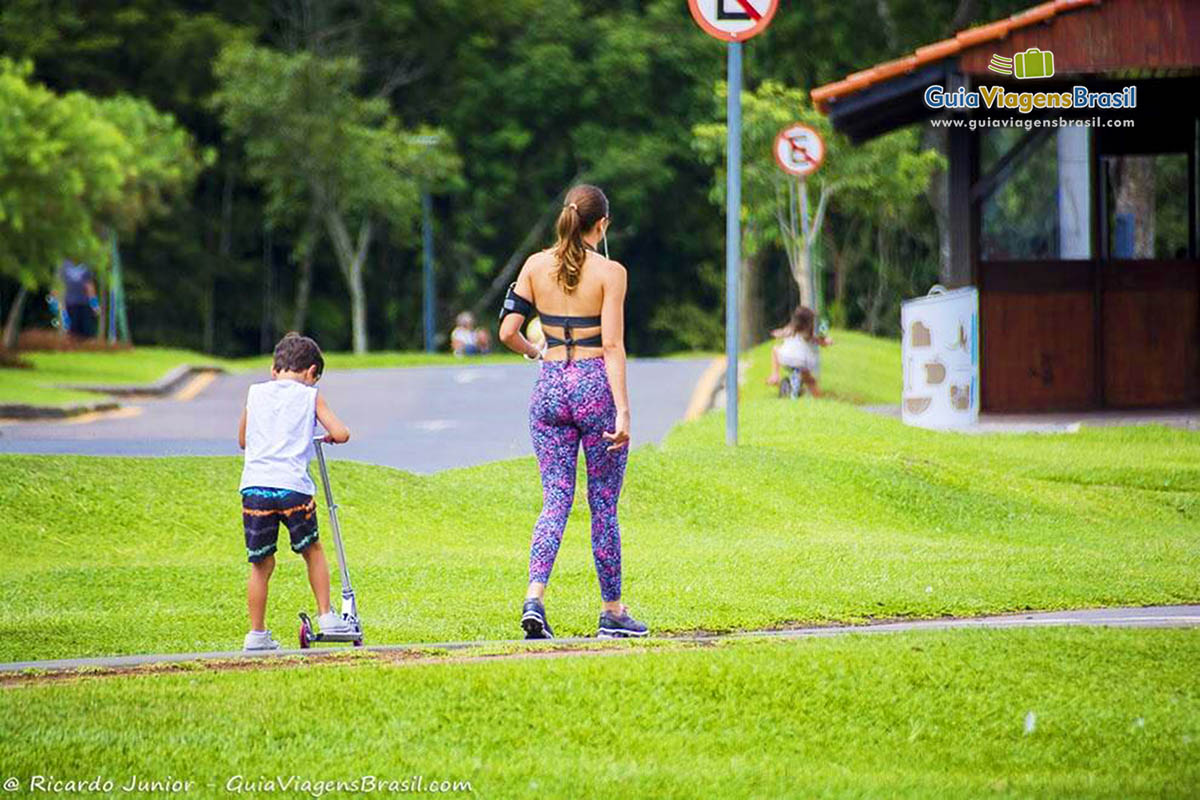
[499,282,534,322]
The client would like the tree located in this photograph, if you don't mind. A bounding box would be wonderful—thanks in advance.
[0,60,204,348]
[212,42,459,354]
[693,81,941,329]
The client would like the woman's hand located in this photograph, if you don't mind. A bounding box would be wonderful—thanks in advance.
[604,409,631,451]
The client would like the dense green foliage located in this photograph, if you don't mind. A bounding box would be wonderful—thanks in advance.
[0,60,204,289]
[694,81,942,330]
[2,336,1197,660]
[2,628,1197,797]
[0,0,1038,354]
[212,42,461,352]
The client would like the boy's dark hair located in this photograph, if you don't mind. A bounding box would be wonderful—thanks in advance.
[273,332,324,377]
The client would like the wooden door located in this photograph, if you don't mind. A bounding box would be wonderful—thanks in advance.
[979,261,1096,412]
[1101,261,1200,407]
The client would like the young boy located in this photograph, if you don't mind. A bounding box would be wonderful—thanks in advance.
[237,333,351,650]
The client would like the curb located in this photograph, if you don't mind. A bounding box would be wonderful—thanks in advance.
[0,401,121,420]
[2,365,226,422]
[61,364,226,398]
[684,357,727,421]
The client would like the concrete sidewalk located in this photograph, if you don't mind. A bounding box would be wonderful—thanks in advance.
[865,405,1200,433]
[4,605,1196,675]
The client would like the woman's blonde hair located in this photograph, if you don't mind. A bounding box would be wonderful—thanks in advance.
[553,184,608,293]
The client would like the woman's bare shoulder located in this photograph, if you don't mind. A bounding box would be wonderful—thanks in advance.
[519,249,554,278]
[597,255,627,282]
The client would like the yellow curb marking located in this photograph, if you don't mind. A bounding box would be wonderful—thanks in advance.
[174,371,217,402]
[684,357,727,421]
[63,406,143,425]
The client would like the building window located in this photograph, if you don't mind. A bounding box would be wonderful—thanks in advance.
[1102,154,1189,260]
[980,127,1093,261]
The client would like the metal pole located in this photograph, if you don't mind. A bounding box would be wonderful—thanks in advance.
[312,438,353,593]
[725,41,743,446]
[422,188,435,353]
[108,230,119,343]
[799,176,815,310]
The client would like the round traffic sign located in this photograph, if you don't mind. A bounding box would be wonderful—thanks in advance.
[688,0,779,42]
[774,123,825,177]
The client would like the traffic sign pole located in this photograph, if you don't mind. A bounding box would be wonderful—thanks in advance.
[689,0,778,446]
[421,188,435,353]
[725,40,742,447]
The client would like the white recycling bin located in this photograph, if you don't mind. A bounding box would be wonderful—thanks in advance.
[901,286,979,429]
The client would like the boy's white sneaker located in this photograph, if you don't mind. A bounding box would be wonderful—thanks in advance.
[317,611,355,635]
[243,630,282,651]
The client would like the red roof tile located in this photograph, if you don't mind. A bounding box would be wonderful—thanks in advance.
[811,0,1102,112]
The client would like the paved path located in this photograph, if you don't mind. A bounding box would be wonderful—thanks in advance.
[865,405,1200,433]
[3,605,1196,674]
[0,359,710,473]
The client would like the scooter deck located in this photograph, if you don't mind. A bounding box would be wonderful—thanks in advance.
[298,612,364,645]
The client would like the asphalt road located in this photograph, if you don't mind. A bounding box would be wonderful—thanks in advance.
[0,358,710,472]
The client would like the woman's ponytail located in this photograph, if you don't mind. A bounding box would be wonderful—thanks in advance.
[553,202,586,293]
[552,185,609,294]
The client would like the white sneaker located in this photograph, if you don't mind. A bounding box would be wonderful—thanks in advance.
[317,611,354,635]
[243,630,282,651]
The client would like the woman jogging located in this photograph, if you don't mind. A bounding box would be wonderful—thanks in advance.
[498,184,647,640]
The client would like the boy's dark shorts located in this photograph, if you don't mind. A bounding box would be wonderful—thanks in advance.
[241,487,319,563]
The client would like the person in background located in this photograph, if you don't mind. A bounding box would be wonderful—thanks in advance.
[57,259,99,339]
[765,306,834,396]
[450,311,491,356]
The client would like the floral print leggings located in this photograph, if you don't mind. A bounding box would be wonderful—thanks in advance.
[528,357,627,602]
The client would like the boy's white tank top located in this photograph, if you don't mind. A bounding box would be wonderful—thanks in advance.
[239,379,318,495]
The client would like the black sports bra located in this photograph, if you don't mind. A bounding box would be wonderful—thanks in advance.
[538,312,602,357]
[498,245,605,360]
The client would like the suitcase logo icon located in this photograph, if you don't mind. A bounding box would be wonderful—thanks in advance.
[988,48,1055,79]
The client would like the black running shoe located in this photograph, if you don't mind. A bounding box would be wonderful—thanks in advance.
[597,607,649,638]
[521,598,554,639]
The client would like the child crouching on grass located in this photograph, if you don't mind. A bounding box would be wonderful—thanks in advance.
[237,332,351,651]
[766,306,833,396]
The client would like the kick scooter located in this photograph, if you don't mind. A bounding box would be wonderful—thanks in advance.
[299,435,364,648]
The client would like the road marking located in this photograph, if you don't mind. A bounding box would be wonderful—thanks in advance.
[685,357,726,421]
[62,406,143,425]
[174,371,217,401]
[413,419,458,432]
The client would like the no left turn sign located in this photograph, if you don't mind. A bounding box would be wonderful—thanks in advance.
[774,123,825,177]
[688,0,779,42]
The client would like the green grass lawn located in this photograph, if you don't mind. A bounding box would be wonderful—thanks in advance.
[2,329,1196,795]
[0,328,1197,660]
[2,627,1197,798]
[0,347,523,406]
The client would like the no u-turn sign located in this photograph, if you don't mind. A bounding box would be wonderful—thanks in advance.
[688,0,779,42]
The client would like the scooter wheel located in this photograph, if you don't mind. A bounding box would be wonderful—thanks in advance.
[353,638,363,648]
[299,623,311,649]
